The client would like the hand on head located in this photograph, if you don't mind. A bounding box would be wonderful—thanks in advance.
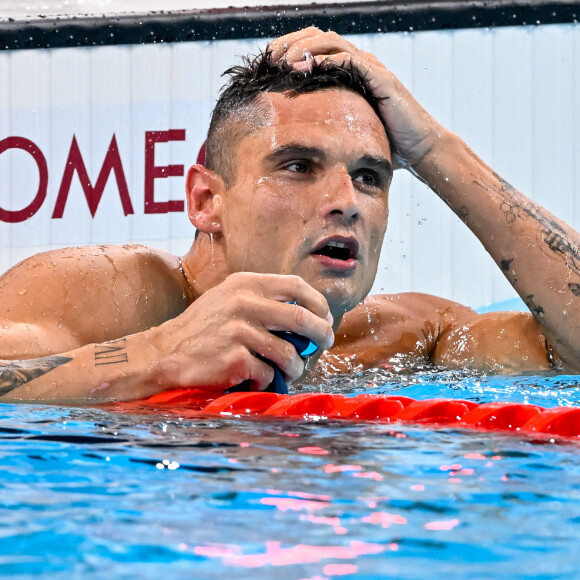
[269,27,447,169]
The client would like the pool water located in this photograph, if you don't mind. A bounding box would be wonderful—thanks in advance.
[2,368,580,579]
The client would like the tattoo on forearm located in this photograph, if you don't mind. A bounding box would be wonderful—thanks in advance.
[500,201,519,224]
[0,355,72,396]
[501,177,580,275]
[475,172,580,278]
[94,338,128,366]
[525,294,545,318]
[501,258,513,271]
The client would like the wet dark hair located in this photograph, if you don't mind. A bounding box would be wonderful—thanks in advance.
[205,49,384,185]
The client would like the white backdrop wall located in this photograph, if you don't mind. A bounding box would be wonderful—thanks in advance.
[0,23,578,309]
[0,0,368,19]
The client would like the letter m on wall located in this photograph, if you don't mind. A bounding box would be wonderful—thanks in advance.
[52,135,134,218]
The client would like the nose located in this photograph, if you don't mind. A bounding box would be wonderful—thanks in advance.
[320,168,360,226]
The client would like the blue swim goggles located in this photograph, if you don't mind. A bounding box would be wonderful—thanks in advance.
[228,302,319,395]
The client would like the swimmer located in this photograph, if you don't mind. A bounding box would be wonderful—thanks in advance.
[1,27,579,403]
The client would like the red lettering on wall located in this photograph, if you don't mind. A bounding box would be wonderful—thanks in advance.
[52,134,134,219]
[144,130,186,214]
[0,137,48,223]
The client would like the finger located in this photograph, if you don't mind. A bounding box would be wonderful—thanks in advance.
[259,335,305,384]
[292,56,314,73]
[311,51,376,80]
[284,31,358,64]
[269,27,323,63]
[241,353,276,391]
[311,52,380,99]
[236,324,305,382]
[225,289,333,350]
[277,278,333,327]
[226,273,333,327]
[258,300,334,351]
[312,52,349,66]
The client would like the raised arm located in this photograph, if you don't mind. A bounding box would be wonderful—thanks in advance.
[272,28,580,371]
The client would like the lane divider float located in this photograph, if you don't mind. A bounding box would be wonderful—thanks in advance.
[104,389,580,439]
[107,390,580,440]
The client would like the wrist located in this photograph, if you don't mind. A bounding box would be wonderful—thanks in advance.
[137,328,168,388]
[410,129,462,179]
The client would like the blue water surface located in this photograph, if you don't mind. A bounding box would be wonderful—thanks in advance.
[2,370,580,579]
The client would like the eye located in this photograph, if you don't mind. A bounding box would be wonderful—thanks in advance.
[284,161,310,173]
[352,170,381,188]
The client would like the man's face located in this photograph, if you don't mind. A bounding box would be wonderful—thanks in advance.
[219,88,392,316]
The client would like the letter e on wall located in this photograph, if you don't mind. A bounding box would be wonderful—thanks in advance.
[144,130,186,214]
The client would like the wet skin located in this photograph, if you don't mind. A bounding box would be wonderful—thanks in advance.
[0,87,560,404]
[186,89,392,319]
[2,26,578,402]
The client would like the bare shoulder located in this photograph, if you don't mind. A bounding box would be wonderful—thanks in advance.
[432,309,557,372]
[336,292,476,342]
[333,292,557,373]
[0,244,189,349]
[324,292,476,371]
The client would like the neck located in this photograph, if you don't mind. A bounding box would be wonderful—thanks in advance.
[181,232,228,299]
[182,231,345,333]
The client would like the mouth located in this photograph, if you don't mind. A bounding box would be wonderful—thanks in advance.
[311,237,360,270]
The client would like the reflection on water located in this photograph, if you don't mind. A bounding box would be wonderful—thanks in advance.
[2,370,580,578]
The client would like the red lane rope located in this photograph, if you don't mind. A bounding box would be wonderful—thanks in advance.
[107,390,580,440]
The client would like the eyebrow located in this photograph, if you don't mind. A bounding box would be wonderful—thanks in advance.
[264,144,327,164]
[264,143,393,178]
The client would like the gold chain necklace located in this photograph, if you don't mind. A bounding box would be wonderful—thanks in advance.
[178,257,195,301]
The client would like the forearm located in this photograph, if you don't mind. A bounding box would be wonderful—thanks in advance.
[0,333,162,403]
[414,133,580,369]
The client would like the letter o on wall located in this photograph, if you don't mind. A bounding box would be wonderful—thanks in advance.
[0,137,48,223]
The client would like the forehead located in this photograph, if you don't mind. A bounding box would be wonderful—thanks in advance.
[242,88,390,158]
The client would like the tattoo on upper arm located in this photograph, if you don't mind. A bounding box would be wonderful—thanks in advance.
[94,338,128,366]
[0,355,72,397]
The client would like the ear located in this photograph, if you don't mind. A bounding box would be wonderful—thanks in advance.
[185,164,225,234]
